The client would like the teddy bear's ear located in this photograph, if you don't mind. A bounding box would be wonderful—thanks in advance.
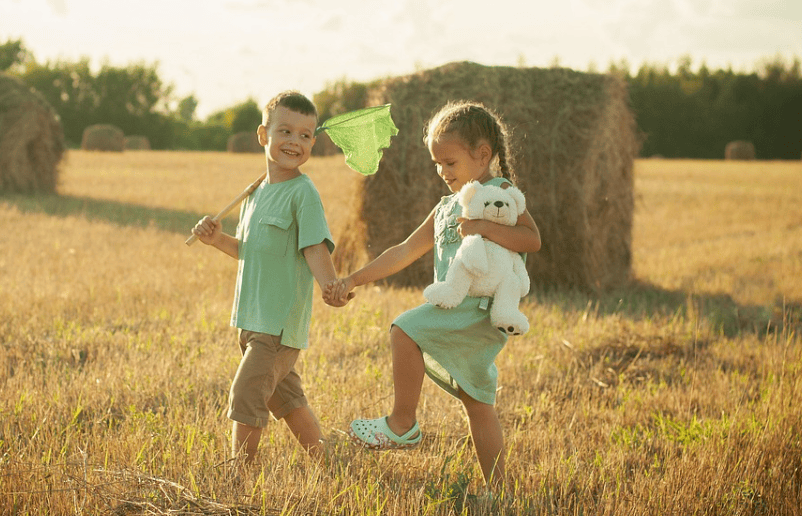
[459,180,480,206]
[507,186,527,215]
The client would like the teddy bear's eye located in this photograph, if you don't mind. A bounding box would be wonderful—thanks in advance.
[484,202,491,207]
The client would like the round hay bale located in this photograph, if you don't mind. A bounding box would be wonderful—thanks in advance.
[124,135,151,150]
[0,73,65,193]
[227,131,262,153]
[335,62,640,292]
[725,140,755,160]
[82,124,124,152]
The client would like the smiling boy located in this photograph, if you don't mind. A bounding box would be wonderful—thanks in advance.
[192,91,346,464]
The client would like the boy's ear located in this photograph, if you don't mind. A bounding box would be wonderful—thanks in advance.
[256,125,268,146]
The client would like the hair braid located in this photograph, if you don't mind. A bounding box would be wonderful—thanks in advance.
[425,100,516,185]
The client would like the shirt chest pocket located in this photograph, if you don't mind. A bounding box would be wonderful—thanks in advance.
[258,216,292,256]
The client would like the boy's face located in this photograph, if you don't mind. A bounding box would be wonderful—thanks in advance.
[258,106,317,172]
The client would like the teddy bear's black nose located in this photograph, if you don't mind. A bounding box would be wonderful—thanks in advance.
[494,201,504,208]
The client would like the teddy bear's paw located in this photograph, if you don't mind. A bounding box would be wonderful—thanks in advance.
[423,283,462,309]
[494,314,530,336]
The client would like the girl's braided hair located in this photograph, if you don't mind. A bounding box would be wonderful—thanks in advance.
[423,100,515,183]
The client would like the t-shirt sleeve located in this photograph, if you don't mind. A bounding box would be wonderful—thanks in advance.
[296,185,335,254]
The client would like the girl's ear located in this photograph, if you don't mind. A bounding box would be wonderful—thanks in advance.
[477,142,493,167]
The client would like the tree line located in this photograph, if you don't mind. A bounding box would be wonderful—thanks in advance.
[2,39,799,158]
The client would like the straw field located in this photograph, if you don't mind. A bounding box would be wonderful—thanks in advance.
[1,151,801,515]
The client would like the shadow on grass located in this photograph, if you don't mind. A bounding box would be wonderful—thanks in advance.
[1,192,239,237]
[531,279,798,339]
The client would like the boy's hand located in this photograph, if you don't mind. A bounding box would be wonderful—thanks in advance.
[323,279,355,307]
[192,216,222,246]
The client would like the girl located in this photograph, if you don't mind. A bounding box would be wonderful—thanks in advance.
[326,101,541,491]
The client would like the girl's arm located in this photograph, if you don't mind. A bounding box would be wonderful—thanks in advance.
[458,208,541,254]
[334,207,436,299]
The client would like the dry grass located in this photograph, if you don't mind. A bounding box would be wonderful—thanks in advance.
[1,151,800,515]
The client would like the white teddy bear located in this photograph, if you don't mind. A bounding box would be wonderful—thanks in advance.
[424,180,531,336]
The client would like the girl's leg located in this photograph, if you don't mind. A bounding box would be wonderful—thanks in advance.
[386,325,425,437]
[458,389,505,490]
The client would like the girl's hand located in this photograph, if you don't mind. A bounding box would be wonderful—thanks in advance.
[456,217,487,238]
[323,279,355,307]
[333,277,356,304]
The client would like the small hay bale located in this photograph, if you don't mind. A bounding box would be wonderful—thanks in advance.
[124,135,151,150]
[227,131,262,153]
[0,73,65,193]
[335,62,640,292]
[82,124,124,152]
[725,140,755,160]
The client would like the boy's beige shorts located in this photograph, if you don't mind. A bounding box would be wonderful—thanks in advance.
[227,330,308,428]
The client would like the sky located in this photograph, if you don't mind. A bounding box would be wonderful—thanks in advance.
[3,0,801,119]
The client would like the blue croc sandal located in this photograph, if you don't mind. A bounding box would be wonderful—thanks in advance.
[348,416,421,450]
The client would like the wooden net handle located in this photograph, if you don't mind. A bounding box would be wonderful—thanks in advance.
[185,172,267,246]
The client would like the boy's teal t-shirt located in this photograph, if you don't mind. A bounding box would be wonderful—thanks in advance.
[230,173,334,350]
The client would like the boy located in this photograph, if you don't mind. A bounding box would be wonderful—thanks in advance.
[192,91,348,463]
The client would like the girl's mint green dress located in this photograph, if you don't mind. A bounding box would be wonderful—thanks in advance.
[393,177,511,405]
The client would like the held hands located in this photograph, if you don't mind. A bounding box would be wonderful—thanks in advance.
[323,277,356,307]
[192,216,222,245]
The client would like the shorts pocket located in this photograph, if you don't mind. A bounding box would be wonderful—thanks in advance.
[258,216,292,256]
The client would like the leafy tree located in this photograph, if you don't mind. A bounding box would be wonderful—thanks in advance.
[0,38,28,71]
[230,99,261,133]
[177,94,198,122]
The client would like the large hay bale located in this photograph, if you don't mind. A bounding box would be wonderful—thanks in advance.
[124,135,151,150]
[311,131,339,156]
[82,124,124,152]
[0,73,65,193]
[227,131,262,153]
[725,140,755,160]
[335,62,639,292]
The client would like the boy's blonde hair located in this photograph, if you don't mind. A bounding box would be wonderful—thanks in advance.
[424,101,515,183]
[262,91,318,128]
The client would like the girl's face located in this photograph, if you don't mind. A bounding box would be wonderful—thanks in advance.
[428,134,493,193]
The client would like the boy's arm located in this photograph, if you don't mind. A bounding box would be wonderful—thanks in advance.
[192,216,240,258]
[303,242,353,307]
[302,242,338,287]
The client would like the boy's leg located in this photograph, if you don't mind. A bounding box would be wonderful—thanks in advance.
[283,405,324,458]
[232,421,262,464]
[387,325,424,437]
[228,330,300,463]
[458,388,505,491]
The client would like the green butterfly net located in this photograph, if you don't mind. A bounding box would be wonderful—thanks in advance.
[315,104,399,176]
